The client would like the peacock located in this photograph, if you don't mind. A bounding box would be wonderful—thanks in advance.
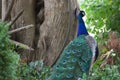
[47,8,99,80]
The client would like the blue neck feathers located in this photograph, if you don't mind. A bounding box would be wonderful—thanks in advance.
[77,15,89,37]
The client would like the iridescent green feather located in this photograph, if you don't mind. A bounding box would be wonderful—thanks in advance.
[48,35,92,80]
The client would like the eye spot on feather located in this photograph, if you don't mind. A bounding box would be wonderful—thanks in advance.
[78,50,82,52]
[72,50,77,54]
[66,74,73,78]
[66,55,71,58]
[62,60,67,64]
[68,66,74,70]
[56,74,60,78]
[78,43,82,46]
[78,62,86,72]
[72,58,77,62]
[66,50,71,54]
[78,62,82,66]
[56,65,59,69]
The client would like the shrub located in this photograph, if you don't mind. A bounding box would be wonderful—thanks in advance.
[0,21,19,80]
[17,60,50,80]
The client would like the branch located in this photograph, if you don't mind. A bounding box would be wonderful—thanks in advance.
[3,0,14,21]
[9,24,34,34]
[9,39,34,51]
[9,9,24,26]
[100,49,114,67]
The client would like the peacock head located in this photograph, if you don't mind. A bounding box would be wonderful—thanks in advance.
[75,8,85,17]
[77,10,85,23]
[79,10,85,17]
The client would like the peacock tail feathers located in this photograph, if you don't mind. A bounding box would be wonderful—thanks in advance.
[48,35,93,80]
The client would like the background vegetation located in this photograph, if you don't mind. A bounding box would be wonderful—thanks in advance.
[0,22,19,80]
[0,0,120,80]
[80,0,120,79]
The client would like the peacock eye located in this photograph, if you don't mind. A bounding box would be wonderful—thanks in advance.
[66,50,71,54]
[78,43,82,46]
[66,74,73,78]
[78,50,81,52]
[56,74,60,78]
[66,55,71,58]
[72,58,77,62]
[78,62,82,66]
[56,65,59,69]
[72,50,76,54]
[68,66,74,70]
[62,60,67,64]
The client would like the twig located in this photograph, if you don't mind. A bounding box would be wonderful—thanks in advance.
[3,0,14,21]
[9,9,24,26]
[9,24,34,34]
[100,49,114,67]
[9,39,34,51]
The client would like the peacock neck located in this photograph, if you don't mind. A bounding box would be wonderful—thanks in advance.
[77,15,89,37]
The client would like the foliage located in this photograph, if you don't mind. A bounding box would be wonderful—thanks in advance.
[82,65,120,80]
[0,0,120,79]
[78,1,120,79]
[17,60,50,80]
[82,55,120,80]
[0,21,50,80]
[0,21,19,80]
[80,0,120,40]
[76,1,120,78]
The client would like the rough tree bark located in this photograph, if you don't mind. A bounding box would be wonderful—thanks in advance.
[2,0,77,66]
[1,0,44,62]
[0,0,1,18]
[36,0,77,66]
[2,0,35,59]
[10,0,35,61]
[2,0,7,20]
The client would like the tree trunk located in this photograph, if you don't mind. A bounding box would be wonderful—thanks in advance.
[10,0,35,61]
[2,0,44,62]
[36,0,77,66]
[1,0,7,20]
[2,0,77,66]
[0,0,1,18]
